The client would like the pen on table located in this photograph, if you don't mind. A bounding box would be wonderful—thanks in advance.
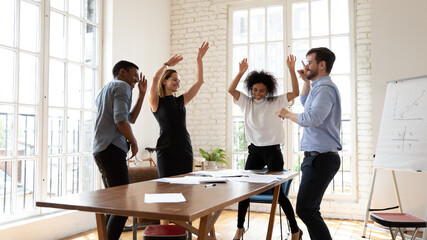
[205,183,216,188]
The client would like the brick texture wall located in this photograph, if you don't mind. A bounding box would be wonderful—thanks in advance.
[170,0,373,220]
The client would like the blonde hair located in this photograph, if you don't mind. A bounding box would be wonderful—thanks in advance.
[157,69,178,97]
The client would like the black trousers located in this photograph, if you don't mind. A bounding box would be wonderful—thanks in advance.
[296,154,341,240]
[237,144,299,234]
[93,144,130,240]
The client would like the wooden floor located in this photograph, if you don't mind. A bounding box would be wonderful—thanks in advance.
[62,210,422,240]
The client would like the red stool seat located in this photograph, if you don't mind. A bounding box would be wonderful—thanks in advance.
[143,225,187,240]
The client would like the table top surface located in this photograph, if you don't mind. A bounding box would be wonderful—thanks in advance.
[36,171,298,222]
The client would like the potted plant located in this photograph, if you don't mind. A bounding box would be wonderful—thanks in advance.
[199,147,229,169]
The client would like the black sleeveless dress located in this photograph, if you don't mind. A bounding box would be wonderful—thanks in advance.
[153,95,193,177]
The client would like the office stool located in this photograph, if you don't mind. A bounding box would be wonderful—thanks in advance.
[143,225,187,240]
[370,212,427,240]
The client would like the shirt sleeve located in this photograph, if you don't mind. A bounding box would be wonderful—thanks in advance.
[300,94,308,106]
[234,91,248,112]
[277,94,289,108]
[113,84,131,124]
[297,86,335,127]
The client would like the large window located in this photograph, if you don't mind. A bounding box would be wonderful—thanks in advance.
[0,0,100,223]
[229,0,355,197]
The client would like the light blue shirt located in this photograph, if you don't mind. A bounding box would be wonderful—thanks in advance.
[297,76,342,153]
[93,79,132,154]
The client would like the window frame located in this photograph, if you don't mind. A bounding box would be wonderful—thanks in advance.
[0,0,102,223]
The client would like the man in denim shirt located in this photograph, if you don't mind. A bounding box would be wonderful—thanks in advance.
[93,60,147,240]
[277,47,341,240]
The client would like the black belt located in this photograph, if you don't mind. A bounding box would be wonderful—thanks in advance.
[304,151,339,157]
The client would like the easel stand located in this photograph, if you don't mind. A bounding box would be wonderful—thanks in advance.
[362,168,427,240]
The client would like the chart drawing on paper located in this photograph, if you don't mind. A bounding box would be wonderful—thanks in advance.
[393,89,425,121]
[392,126,417,152]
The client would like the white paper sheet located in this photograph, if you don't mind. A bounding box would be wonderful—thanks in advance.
[144,193,186,203]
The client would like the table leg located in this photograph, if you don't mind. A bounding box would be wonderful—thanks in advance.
[95,213,108,240]
[198,215,211,240]
[266,185,281,240]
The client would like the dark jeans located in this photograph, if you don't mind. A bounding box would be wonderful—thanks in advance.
[237,144,299,234]
[93,144,130,240]
[296,154,341,240]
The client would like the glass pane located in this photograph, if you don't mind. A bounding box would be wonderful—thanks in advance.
[292,40,309,71]
[232,46,247,84]
[66,156,80,194]
[50,11,66,58]
[249,8,265,43]
[20,1,39,52]
[68,63,82,108]
[67,110,80,153]
[0,105,15,157]
[47,157,63,197]
[232,119,248,152]
[0,0,15,47]
[16,159,35,211]
[311,38,329,49]
[83,111,94,153]
[86,0,97,22]
[341,118,352,153]
[18,107,37,156]
[85,24,97,65]
[19,53,39,104]
[267,5,283,41]
[48,109,64,155]
[82,156,95,192]
[69,0,82,17]
[49,59,65,107]
[331,36,350,74]
[311,0,329,37]
[0,48,15,102]
[249,44,265,71]
[68,18,82,62]
[292,2,309,39]
[331,0,349,34]
[50,0,65,11]
[267,42,283,78]
[84,67,96,109]
[0,161,13,213]
[233,10,248,44]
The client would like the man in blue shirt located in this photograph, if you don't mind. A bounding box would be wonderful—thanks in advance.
[93,60,147,240]
[277,47,341,240]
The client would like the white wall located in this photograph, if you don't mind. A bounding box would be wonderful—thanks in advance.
[371,0,427,218]
[0,0,170,239]
[107,0,171,161]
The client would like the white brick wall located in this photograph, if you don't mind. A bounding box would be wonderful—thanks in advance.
[170,0,373,221]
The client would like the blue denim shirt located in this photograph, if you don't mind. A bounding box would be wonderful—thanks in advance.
[297,76,342,153]
[93,79,132,154]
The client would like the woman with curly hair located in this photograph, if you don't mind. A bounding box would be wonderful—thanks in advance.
[228,55,302,240]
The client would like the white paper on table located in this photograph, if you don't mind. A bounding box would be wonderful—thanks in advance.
[144,193,186,203]
[227,175,279,183]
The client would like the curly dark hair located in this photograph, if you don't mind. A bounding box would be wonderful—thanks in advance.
[244,70,278,101]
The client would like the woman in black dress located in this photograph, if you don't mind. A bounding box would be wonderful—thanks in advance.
[148,42,209,178]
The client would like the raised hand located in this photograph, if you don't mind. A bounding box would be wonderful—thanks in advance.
[138,73,147,93]
[197,41,209,61]
[239,58,248,74]
[166,54,183,67]
[286,54,296,70]
[297,60,309,82]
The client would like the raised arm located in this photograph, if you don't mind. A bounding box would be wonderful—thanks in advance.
[183,42,209,105]
[228,58,248,101]
[148,54,183,112]
[286,54,300,102]
[298,61,311,97]
[129,73,147,123]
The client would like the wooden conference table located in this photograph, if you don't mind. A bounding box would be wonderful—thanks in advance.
[36,171,298,240]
